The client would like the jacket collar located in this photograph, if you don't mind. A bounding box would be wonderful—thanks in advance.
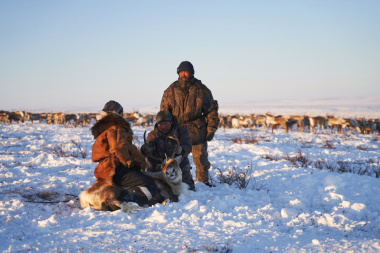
[177,76,196,88]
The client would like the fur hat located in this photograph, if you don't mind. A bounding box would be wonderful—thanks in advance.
[156,110,172,124]
[102,100,123,115]
[177,61,194,75]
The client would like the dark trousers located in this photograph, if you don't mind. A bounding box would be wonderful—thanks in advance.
[192,142,210,183]
[113,166,158,206]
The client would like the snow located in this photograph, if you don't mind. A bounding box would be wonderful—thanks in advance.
[1,108,380,252]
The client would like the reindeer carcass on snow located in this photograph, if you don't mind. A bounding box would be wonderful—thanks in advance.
[79,138,188,212]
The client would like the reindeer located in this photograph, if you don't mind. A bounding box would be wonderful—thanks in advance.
[141,133,188,202]
[143,155,188,204]
[78,113,92,126]
[374,120,380,134]
[8,111,25,123]
[79,136,188,212]
[88,113,98,122]
[16,111,25,121]
[218,114,231,128]
[283,115,305,132]
[79,180,122,211]
[40,113,48,123]
[63,114,78,124]
[344,118,362,134]
[0,114,10,124]
[26,113,42,124]
[238,115,256,129]
[123,112,137,124]
[309,116,327,134]
[54,112,65,124]
[135,113,154,126]
[327,116,349,134]
[46,113,55,124]
[231,116,240,128]
[265,113,293,133]
[357,118,376,134]
[301,117,311,132]
[255,115,267,129]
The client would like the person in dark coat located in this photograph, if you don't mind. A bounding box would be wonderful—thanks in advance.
[160,61,219,186]
[140,110,195,191]
[90,100,158,208]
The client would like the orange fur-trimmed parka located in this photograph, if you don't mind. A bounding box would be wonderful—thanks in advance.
[91,113,148,184]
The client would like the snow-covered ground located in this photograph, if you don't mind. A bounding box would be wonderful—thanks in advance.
[1,113,380,252]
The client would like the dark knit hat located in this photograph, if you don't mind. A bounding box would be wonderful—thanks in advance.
[156,110,172,124]
[177,61,194,75]
[102,100,124,115]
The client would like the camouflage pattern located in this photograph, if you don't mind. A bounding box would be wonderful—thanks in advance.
[145,116,195,190]
[160,77,219,145]
[192,143,211,183]
[161,77,219,184]
[145,118,192,170]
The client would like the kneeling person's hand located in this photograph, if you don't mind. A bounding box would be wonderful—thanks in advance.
[141,143,153,156]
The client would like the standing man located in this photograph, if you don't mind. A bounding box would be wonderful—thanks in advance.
[160,61,219,187]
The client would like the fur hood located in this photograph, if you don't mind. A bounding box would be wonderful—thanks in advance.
[91,113,132,139]
[153,115,180,137]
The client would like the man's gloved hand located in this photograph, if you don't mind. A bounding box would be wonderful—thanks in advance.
[141,143,153,156]
[176,145,183,155]
[206,132,215,142]
[206,127,217,142]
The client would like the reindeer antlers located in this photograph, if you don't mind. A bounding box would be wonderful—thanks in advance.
[162,136,181,166]
[143,131,164,163]
[168,135,180,159]
[143,132,181,165]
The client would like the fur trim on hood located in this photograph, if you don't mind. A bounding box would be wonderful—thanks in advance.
[91,113,132,139]
[154,114,180,135]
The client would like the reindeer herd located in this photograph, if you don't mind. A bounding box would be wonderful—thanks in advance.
[1,109,379,134]
[220,113,380,134]
[0,110,95,126]
[0,110,154,127]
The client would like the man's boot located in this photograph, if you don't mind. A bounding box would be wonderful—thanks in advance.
[182,168,195,191]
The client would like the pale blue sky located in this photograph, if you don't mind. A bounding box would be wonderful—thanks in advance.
[1,0,379,112]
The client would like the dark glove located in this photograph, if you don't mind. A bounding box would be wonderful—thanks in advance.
[206,132,215,142]
[141,143,153,156]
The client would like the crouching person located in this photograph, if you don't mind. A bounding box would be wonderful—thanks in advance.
[141,110,195,191]
[79,100,158,212]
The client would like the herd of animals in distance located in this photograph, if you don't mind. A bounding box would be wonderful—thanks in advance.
[1,110,379,135]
